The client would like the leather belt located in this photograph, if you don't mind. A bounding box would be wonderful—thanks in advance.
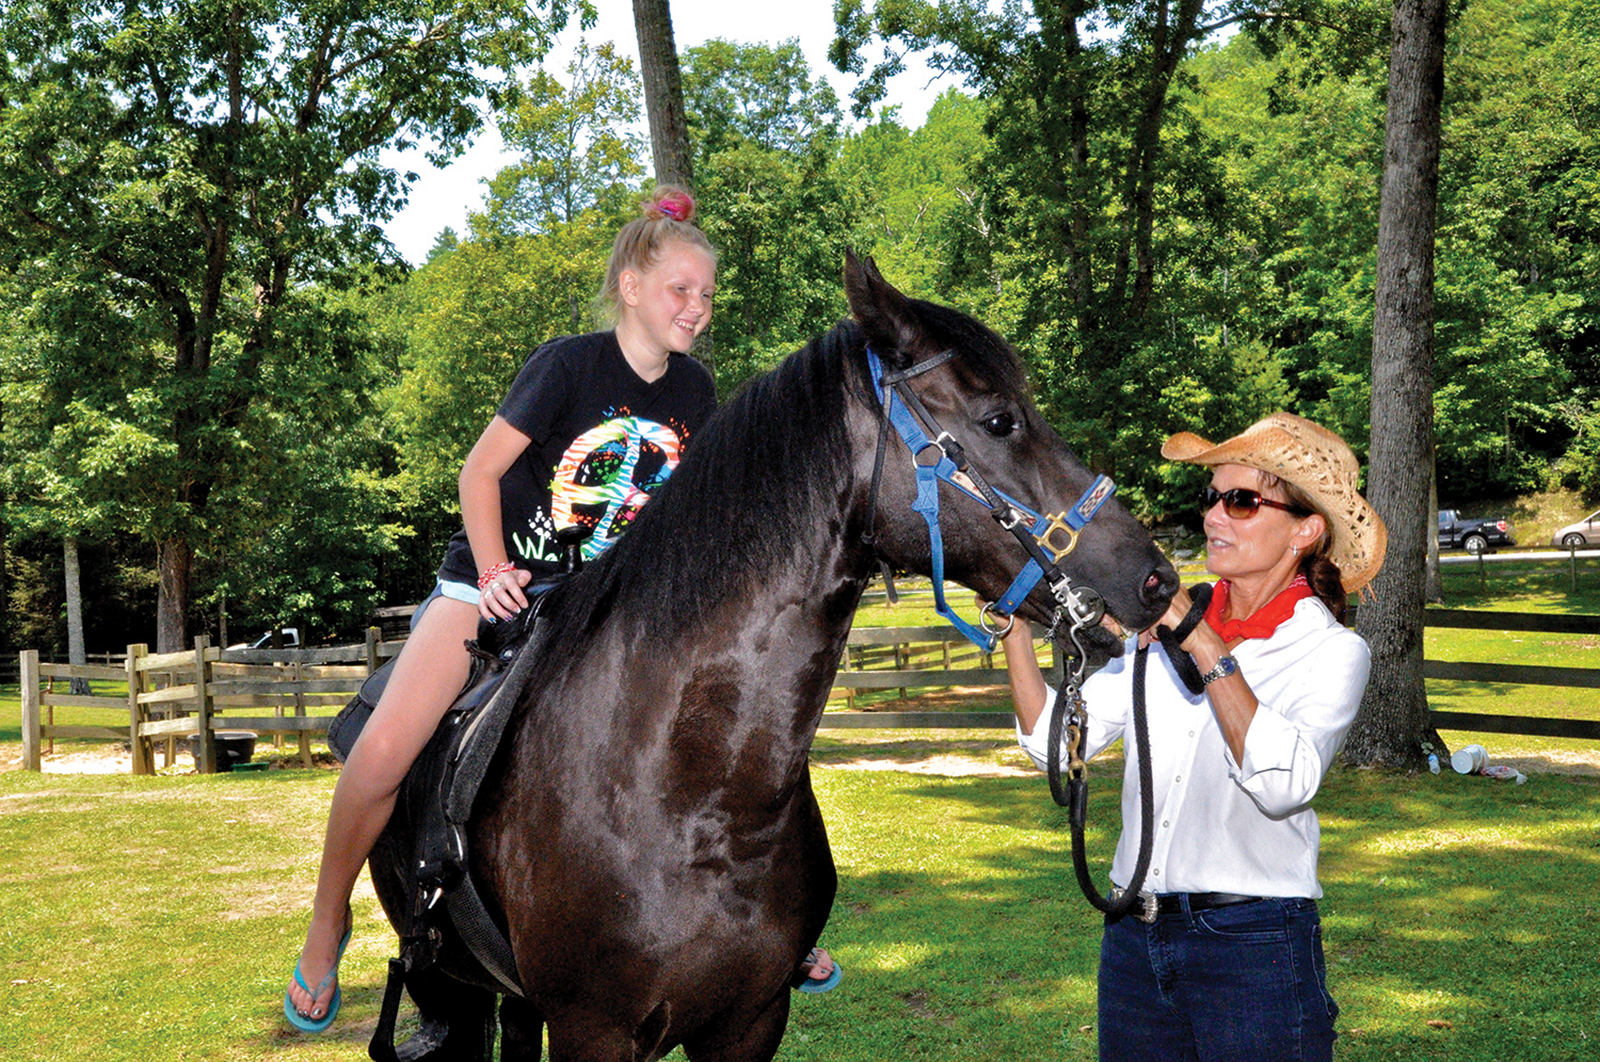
[1109,889,1266,924]
[1156,892,1263,915]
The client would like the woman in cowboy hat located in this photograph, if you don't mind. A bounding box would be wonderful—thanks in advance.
[999,412,1385,1062]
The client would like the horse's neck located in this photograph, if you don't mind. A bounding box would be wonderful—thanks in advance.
[692,525,868,732]
[555,518,868,813]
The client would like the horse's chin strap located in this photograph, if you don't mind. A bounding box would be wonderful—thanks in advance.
[862,347,1116,651]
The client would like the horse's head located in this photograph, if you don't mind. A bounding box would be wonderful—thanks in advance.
[844,253,1178,657]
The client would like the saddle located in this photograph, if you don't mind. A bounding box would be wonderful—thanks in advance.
[329,530,589,1013]
[329,589,556,998]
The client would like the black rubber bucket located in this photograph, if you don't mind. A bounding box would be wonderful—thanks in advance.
[186,731,258,772]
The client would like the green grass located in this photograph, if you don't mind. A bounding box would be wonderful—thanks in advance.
[0,760,1595,1060]
[3,563,1598,1058]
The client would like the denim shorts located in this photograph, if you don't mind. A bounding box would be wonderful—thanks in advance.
[410,579,479,632]
[1097,896,1338,1062]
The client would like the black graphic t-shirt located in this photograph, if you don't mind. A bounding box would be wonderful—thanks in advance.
[436,331,717,587]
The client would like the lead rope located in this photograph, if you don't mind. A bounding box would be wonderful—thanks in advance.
[1045,619,1157,919]
[1044,585,1214,919]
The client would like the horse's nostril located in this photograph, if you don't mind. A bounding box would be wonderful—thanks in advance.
[1142,566,1179,606]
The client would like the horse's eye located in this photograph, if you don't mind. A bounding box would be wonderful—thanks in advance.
[980,411,1017,437]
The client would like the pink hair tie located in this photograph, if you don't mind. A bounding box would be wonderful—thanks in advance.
[656,192,693,222]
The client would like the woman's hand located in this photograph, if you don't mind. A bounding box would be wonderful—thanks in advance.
[1139,586,1225,659]
[1138,586,1194,649]
[479,565,533,621]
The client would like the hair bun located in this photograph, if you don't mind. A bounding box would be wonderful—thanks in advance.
[650,187,696,223]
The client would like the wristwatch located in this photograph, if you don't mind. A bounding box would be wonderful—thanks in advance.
[1200,654,1238,686]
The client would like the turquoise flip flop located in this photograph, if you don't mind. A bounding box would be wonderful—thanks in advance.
[284,922,352,1033]
[793,948,843,994]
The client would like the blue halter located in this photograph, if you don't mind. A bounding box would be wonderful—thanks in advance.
[865,347,1117,651]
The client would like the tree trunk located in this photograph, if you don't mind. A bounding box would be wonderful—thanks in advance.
[64,536,89,695]
[1345,0,1448,769]
[156,538,193,654]
[632,0,694,190]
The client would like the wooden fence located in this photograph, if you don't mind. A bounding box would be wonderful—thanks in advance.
[1418,609,1600,740]
[19,630,404,774]
[17,608,1600,773]
[818,608,1600,740]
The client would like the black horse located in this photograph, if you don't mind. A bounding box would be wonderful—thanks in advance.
[366,255,1178,1061]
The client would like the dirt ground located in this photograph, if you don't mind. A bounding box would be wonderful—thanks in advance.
[9,682,1598,779]
[18,742,1593,783]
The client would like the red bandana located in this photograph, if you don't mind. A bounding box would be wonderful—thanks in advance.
[1204,574,1313,642]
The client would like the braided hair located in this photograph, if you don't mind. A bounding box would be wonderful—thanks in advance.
[1261,473,1348,623]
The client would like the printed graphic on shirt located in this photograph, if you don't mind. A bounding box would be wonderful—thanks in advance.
[536,413,688,561]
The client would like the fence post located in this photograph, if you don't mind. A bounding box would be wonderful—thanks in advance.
[1571,544,1579,593]
[21,651,41,771]
[127,644,151,776]
[294,659,312,768]
[193,635,216,774]
[365,626,380,675]
[840,643,855,712]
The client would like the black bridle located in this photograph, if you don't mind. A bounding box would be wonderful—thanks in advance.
[862,344,1159,922]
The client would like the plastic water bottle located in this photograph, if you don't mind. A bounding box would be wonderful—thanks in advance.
[1427,753,1440,774]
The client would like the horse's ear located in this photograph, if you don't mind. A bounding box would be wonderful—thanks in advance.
[844,251,921,367]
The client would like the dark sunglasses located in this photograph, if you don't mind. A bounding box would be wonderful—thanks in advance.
[1201,486,1313,520]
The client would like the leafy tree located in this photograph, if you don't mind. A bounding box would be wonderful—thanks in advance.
[1187,9,1588,507]
[479,39,646,236]
[1429,0,1597,498]
[0,0,586,650]
[674,40,856,391]
[682,38,844,160]
[835,90,996,309]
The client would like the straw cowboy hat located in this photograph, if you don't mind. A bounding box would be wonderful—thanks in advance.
[1161,412,1387,593]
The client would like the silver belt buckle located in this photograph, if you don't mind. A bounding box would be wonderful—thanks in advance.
[1110,886,1159,924]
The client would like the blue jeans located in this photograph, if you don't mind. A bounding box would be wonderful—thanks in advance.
[1098,897,1338,1062]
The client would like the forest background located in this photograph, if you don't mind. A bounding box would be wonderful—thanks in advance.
[1,0,1596,658]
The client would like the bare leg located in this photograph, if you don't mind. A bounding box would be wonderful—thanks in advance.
[286,595,479,1022]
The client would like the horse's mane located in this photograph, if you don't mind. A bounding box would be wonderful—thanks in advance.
[547,322,859,639]
[543,298,1028,641]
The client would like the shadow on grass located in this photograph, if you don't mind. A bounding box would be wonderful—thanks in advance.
[2,759,1597,1061]
[811,765,1599,1061]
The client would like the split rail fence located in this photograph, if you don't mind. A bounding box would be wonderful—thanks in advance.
[17,609,1600,774]
[19,631,404,774]
[821,609,1600,740]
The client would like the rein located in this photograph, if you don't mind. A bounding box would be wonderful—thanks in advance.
[861,344,1159,920]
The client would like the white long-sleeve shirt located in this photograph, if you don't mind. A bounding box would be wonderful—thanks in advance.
[1017,596,1370,899]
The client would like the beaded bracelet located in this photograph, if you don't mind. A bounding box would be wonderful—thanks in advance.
[477,561,517,591]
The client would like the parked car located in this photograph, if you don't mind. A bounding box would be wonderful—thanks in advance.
[1551,510,1600,548]
[226,627,300,650]
[1437,509,1515,554]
